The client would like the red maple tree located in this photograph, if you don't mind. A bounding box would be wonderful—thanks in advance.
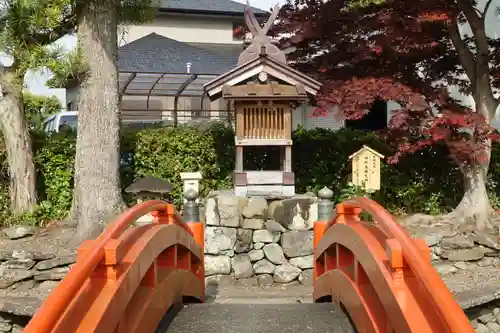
[277,0,500,229]
[232,25,245,39]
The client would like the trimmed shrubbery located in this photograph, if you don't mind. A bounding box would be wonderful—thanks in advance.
[1,121,500,226]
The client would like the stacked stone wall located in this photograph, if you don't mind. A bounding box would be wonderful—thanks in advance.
[203,193,318,287]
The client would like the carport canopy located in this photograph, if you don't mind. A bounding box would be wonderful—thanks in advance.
[118,72,219,98]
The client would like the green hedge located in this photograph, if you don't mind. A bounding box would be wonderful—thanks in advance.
[1,122,500,226]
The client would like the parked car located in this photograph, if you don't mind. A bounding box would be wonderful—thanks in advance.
[43,111,78,133]
[43,111,166,133]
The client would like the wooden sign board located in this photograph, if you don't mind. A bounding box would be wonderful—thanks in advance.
[349,145,384,192]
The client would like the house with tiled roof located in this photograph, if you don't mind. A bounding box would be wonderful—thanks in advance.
[63,0,389,130]
[121,0,269,45]
[64,0,273,125]
[121,0,267,46]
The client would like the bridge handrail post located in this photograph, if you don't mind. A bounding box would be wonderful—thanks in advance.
[314,187,334,282]
[183,189,200,223]
[182,189,205,300]
[317,186,334,221]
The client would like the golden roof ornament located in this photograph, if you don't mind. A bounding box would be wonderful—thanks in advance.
[238,2,286,65]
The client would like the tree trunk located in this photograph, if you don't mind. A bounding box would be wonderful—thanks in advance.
[0,74,37,214]
[443,69,499,231]
[452,160,494,230]
[72,0,124,240]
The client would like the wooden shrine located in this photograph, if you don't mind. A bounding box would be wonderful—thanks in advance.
[203,4,322,197]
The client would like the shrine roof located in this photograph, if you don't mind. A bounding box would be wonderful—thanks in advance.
[203,54,322,100]
[348,145,385,159]
[222,81,309,100]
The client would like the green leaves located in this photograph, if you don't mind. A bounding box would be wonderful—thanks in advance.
[119,0,159,24]
[45,46,87,88]
[133,125,224,206]
[0,0,76,85]
[342,0,386,11]
[0,0,157,85]
[5,122,500,226]
[24,92,61,130]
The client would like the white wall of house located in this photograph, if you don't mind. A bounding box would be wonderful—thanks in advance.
[291,101,401,130]
[121,14,241,45]
[66,86,80,110]
[292,104,343,130]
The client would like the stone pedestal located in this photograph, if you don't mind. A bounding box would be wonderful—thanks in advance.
[234,171,295,197]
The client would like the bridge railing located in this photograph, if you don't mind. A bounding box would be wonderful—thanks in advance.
[313,192,475,333]
[24,190,204,333]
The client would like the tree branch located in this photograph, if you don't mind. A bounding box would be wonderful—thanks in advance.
[447,18,476,86]
[457,0,489,69]
[484,0,494,16]
[457,0,497,119]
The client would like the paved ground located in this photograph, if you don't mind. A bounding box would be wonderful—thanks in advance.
[156,303,355,333]
[155,276,500,333]
[156,285,357,333]
[205,284,313,304]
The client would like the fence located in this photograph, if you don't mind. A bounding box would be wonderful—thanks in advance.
[120,108,235,127]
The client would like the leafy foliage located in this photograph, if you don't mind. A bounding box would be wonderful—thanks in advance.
[337,182,374,220]
[132,124,234,207]
[343,0,385,11]
[45,46,88,88]
[278,0,500,167]
[118,0,159,24]
[45,0,159,88]
[2,122,500,226]
[23,93,61,130]
[337,182,372,202]
[43,0,159,89]
[0,0,76,84]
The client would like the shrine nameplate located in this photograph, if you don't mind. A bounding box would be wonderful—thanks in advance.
[349,145,384,192]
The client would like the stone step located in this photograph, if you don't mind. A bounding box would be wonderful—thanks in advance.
[156,303,355,333]
[206,284,312,304]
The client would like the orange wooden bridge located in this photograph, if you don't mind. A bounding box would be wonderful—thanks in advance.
[24,195,475,333]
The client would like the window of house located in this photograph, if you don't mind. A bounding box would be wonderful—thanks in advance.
[345,99,388,131]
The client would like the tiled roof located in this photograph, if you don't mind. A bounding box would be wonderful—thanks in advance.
[118,33,239,74]
[158,0,268,16]
[187,42,244,59]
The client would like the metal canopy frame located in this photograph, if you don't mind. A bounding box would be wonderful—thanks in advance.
[119,71,219,100]
[119,71,221,125]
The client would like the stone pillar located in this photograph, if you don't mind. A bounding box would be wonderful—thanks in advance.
[180,172,202,203]
[183,189,200,223]
[317,186,334,221]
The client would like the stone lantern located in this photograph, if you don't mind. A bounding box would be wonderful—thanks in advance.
[125,175,174,225]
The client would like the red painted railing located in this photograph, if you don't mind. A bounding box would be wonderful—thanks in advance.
[313,197,475,333]
[24,200,204,333]
[24,196,476,333]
